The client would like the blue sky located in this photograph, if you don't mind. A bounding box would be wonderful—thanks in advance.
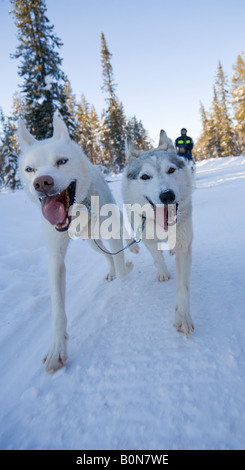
[0,0,244,145]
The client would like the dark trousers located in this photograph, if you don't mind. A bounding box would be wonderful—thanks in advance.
[177,152,192,161]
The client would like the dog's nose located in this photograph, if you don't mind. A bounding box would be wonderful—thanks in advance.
[159,190,175,204]
[33,175,54,193]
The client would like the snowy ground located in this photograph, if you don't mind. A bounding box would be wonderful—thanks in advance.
[0,156,245,450]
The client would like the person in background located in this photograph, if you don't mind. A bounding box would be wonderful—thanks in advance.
[175,128,194,161]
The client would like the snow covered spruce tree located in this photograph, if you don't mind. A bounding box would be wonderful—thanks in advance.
[211,86,223,158]
[99,33,151,171]
[231,52,245,153]
[215,62,236,157]
[10,0,73,139]
[196,62,237,160]
[125,116,152,151]
[0,110,20,189]
[194,103,209,160]
[77,95,95,163]
[198,74,231,159]
[89,105,102,165]
[59,76,80,142]
[100,33,126,171]
[0,110,6,187]
[194,101,219,160]
[0,94,25,189]
[77,95,102,165]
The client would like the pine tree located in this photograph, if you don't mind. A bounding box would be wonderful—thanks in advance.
[200,102,210,158]
[193,102,209,160]
[215,62,236,156]
[77,95,102,165]
[0,93,26,189]
[10,0,72,139]
[101,32,116,98]
[100,33,126,171]
[99,113,113,167]
[0,110,5,187]
[59,76,79,141]
[77,94,93,159]
[211,85,223,158]
[125,116,152,150]
[12,91,26,119]
[89,105,101,165]
[201,100,221,159]
[196,62,239,160]
[0,111,20,189]
[195,98,220,160]
[231,52,245,153]
[207,111,221,158]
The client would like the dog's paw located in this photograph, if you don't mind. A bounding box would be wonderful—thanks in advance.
[106,271,116,281]
[157,268,171,282]
[43,335,68,373]
[129,242,140,254]
[174,310,194,335]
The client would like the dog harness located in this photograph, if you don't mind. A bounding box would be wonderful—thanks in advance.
[83,196,146,256]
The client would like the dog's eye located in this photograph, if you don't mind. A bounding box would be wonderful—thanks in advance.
[57,158,69,166]
[167,167,176,174]
[25,166,34,173]
[140,174,151,180]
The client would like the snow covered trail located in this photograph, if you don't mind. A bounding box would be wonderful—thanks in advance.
[0,156,245,450]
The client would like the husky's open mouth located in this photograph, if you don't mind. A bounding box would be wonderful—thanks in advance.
[145,196,178,230]
[40,181,76,232]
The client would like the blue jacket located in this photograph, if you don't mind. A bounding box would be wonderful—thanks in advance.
[175,135,193,158]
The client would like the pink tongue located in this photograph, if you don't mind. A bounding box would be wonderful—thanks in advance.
[154,206,168,230]
[41,199,66,225]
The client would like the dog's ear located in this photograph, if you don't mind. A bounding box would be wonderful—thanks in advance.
[125,138,140,161]
[18,119,36,150]
[158,129,175,150]
[53,110,70,141]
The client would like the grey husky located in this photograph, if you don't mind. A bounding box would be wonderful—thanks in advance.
[122,130,194,335]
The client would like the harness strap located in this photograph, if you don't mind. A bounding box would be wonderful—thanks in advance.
[83,197,92,215]
[93,215,146,256]
[82,196,146,256]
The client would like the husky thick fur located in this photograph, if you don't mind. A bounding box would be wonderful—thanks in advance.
[18,112,134,372]
[122,129,194,335]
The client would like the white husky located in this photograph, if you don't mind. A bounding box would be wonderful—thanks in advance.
[18,112,134,372]
[122,130,194,335]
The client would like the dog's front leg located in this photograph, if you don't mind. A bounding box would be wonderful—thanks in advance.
[144,240,171,281]
[174,243,194,335]
[42,223,70,372]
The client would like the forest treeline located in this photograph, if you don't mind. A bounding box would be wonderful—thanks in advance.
[1,0,245,189]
